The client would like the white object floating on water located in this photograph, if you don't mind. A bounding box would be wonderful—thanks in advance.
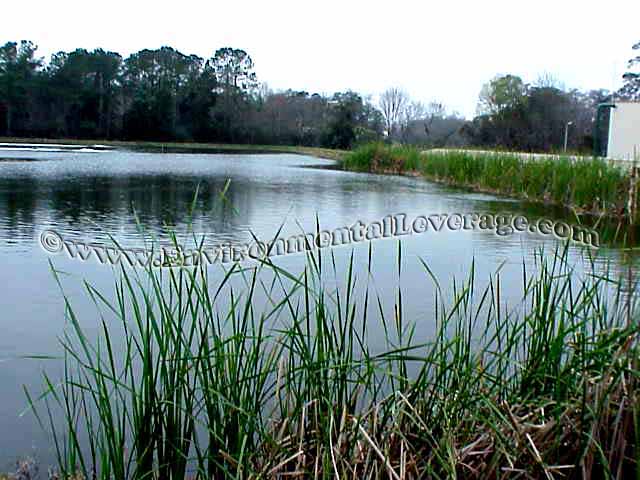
[0,142,114,151]
[0,147,68,152]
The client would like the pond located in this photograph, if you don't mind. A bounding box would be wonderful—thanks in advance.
[0,147,636,468]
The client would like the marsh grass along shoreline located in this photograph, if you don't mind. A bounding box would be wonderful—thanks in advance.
[344,143,634,221]
[24,244,640,479]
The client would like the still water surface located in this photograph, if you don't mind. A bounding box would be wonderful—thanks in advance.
[0,147,635,468]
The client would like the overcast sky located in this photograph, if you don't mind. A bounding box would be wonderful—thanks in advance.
[4,0,639,118]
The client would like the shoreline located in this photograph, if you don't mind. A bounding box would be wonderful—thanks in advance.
[3,137,634,224]
[344,143,636,222]
[0,137,347,161]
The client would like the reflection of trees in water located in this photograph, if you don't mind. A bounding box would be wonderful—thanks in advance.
[0,172,374,245]
[0,177,39,242]
[0,174,251,243]
[1,170,640,280]
[511,202,640,297]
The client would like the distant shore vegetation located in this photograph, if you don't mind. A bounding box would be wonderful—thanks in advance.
[344,143,634,220]
[1,40,639,153]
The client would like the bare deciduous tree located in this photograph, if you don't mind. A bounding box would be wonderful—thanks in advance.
[423,101,445,135]
[400,101,425,142]
[379,87,408,140]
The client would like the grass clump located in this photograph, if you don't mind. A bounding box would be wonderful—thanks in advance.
[344,144,631,218]
[27,243,640,479]
[343,142,421,173]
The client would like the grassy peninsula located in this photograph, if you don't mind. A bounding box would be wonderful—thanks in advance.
[344,143,634,220]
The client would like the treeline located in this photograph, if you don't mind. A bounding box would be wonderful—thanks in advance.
[0,41,383,148]
[461,74,611,153]
[1,39,636,152]
[461,39,640,154]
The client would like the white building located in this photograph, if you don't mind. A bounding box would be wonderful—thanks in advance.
[607,102,640,161]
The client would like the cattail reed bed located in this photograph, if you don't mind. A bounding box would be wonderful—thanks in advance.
[344,143,633,220]
[27,244,640,479]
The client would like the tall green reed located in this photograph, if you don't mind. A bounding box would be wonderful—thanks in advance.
[27,239,640,478]
[344,144,631,218]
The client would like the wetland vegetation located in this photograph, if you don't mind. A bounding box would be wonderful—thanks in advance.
[23,244,640,479]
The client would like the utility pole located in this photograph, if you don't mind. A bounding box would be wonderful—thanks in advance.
[563,121,573,153]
